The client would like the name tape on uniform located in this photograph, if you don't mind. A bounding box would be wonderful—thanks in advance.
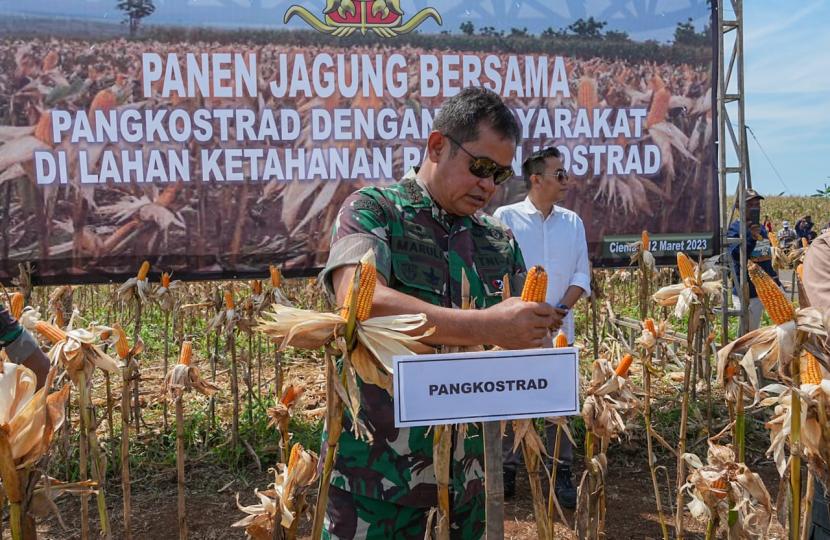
[393,347,579,428]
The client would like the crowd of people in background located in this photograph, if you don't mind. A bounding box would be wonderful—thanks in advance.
[763,214,828,249]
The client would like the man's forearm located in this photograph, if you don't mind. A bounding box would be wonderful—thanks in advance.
[558,286,586,309]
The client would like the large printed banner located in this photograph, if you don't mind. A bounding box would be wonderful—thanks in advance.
[0,1,717,284]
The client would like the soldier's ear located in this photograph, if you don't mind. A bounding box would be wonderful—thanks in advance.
[426,131,445,163]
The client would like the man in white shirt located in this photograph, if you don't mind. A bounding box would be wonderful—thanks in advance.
[494,146,591,509]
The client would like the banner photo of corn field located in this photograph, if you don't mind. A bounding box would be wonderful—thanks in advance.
[0,0,716,284]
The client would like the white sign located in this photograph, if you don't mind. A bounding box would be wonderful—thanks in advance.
[393,347,580,428]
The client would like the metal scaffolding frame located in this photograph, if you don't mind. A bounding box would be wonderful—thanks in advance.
[718,0,751,340]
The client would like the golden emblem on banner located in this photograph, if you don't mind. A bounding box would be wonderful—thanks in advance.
[284,0,442,37]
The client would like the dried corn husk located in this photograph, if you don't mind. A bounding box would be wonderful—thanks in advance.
[652,266,722,318]
[717,307,828,402]
[0,363,70,468]
[163,362,219,400]
[681,437,772,537]
[155,272,183,312]
[37,324,120,385]
[580,358,640,441]
[233,444,320,535]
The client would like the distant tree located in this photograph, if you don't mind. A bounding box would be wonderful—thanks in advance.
[117,0,155,37]
[567,17,606,38]
[674,17,711,46]
[478,26,504,37]
[509,27,529,37]
[541,26,567,38]
[604,30,630,41]
[459,21,475,36]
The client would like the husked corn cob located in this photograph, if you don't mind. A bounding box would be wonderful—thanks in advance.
[9,292,24,319]
[644,318,657,336]
[521,266,548,303]
[748,262,795,325]
[269,265,282,288]
[161,272,171,288]
[577,77,598,110]
[137,260,150,281]
[641,230,650,251]
[677,252,697,282]
[553,331,568,348]
[179,341,192,366]
[712,477,728,499]
[224,289,234,310]
[113,323,130,359]
[646,88,671,128]
[724,364,738,381]
[615,354,634,377]
[34,111,53,145]
[35,321,67,344]
[280,384,303,407]
[802,237,809,248]
[341,260,377,321]
[89,89,117,116]
[42,50,59,71]
[803,351,823,385]
[251,280,262,295]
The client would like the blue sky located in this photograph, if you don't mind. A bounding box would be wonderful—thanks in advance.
[741,1,830,196]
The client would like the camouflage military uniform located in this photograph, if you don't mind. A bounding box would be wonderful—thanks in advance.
[0,303,39,365]
[320,175,525,539]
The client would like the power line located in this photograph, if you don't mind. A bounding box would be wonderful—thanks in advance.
[743,124,792,194]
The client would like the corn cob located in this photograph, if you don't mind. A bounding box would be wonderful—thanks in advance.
[9,292,24,320]
[644,318,657,336]
[646,88,671,128]
[796,264,804,282]
[251,280,262,295]
[288,443,302,470]
[748,262,795,325]
[724,364,738,381]
[712,477,728,499]
[615,354,634,377]
[676,252,696,282]
[802,237,809,249]
[280,384,303,407]
[89,89,117,118]
[161,272,171,289]
[35,321,67,344]
[641,230,650,251]
[769,234,779,248]
[179,341,192,366]
[553,331,568,348]
[577,77,598,110]
[113,323,130,359]
[803,351,823,385]
[269,265,282,288]
[224,289,234,310]
[521,266,548,303]
[137,260,150,281]
[340,260,377,322]
[34,111,53,145]
[42,50,59,71]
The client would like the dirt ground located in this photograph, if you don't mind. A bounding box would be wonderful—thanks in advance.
[30,445,790,540]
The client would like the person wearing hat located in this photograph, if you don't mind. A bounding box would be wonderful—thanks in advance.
[778,219,798,249]
[494,146,591,508]
[727,188,782,330]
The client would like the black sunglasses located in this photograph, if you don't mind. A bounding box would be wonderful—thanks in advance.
[444,134,514,186]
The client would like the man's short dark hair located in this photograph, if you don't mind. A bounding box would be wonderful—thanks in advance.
[432,87,521,153]
[522,146,562,189]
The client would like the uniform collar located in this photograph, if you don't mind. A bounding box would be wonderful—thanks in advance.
[399,175,472,232]
[521,196,561,218]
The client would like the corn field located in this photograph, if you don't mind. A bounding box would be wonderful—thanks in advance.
[0,196,826,539]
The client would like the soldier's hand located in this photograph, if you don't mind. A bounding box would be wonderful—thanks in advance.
[482,297,556,349]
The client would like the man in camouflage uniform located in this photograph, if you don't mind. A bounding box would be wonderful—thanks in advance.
[0,303,50,388]
[320,87,561,539]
